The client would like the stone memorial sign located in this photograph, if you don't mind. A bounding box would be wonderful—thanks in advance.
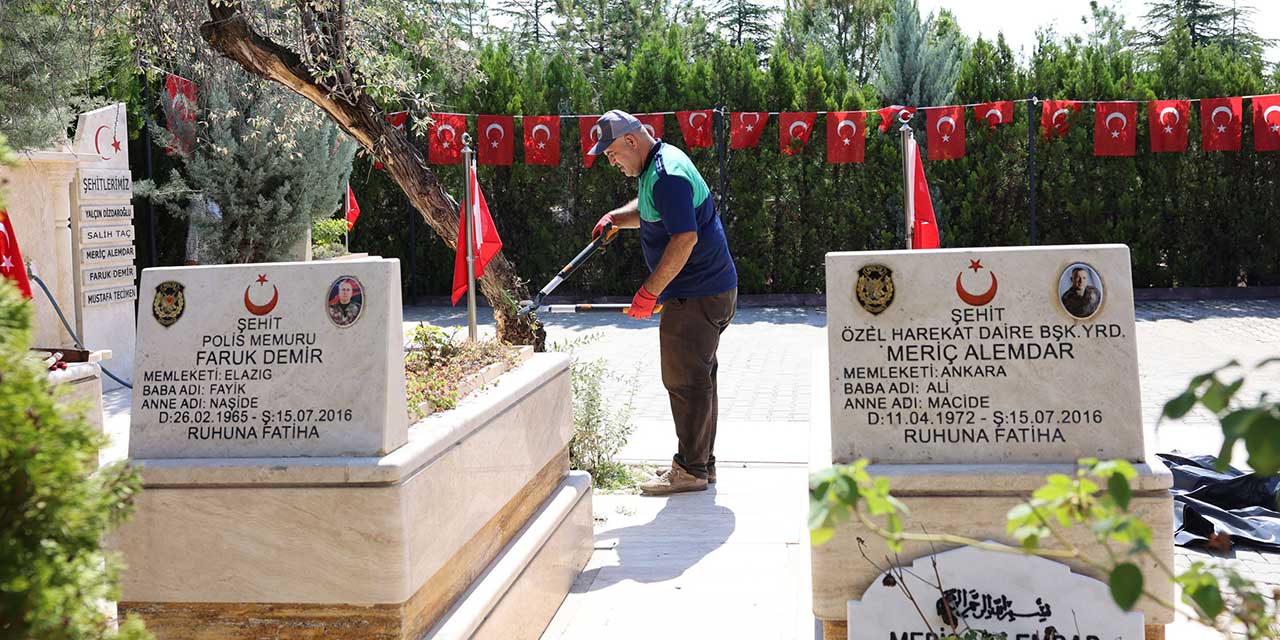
[72,103,136,388]
[83,264,136,286]
[826,245,1142,464]
[847,545,1145,640]
[131,258,408,458]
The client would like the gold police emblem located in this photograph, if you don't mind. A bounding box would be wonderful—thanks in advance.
[153,281,185,327]
[855,264,894,314]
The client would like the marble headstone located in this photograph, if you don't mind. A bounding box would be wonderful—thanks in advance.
[847,545,1145,640]
[826,245,1142,464]
[131,258,408,458]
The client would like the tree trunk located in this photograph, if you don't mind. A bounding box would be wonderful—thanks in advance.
[199,1,546,349]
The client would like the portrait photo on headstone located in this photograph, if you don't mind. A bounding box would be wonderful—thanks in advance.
[1058,262,1104,319]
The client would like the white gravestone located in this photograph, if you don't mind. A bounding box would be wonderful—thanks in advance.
[847,545,1145,640]
[130,258,408,458]
[71,103,136,388]
[826,245,1142,465]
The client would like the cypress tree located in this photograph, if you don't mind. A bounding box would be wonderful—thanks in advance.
[874,0,964,107]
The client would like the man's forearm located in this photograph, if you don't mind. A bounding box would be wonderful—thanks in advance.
[609,199,640,228]
[643,231,697,296]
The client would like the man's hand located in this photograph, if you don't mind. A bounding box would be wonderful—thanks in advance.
[592,213,615,240]
[628,285,658,319]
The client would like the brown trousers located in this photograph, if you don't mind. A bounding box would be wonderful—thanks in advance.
[659,288,737,479]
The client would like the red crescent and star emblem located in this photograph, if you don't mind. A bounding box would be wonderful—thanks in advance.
[93,125,122,161]
[955,259,998,306]
[244,274,279,315]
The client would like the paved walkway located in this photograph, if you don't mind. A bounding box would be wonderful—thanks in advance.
[406,299,1280,639]
[103,300,1280,639]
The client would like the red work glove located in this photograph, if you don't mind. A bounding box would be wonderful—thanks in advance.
[628,285,658,319]
[592,213,614,240]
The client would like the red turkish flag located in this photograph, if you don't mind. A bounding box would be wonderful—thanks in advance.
[730,112,768,149]
[779,112,816,156]
[677,110,713,148]
[1149,100,1190,153]
[580,118,603,168]
[906,137,939,250]
[477,115,514,166]
[428,113,465,165]
[926,106,965,160]
[1201,97,1242,152]
[974,101,1014,130]
[163,73,197,155]
[375,111,408,170]
[0,211,32,299]
[1094,102,1137,157]
[1041,100,1081,139]
[826,112,865,164]
[877,105,916,132]
[636,113,664,140]
[452,164,504,305]
[523,115,560,165]
[1251,94,1280,152]
[345,185,360,231]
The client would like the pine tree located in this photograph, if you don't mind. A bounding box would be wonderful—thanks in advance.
[1141,0,1268,58]
[874,0,963,107]
[711,0,775,52]
[140,67,356,264]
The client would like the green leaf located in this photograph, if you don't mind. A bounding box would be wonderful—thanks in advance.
[1109,562,1143,610]
[1184,579,1225,618]
[1108,473,1132,511]
[810,526,835,546]
[1162,390,1197,420]
[808,502,831,530]
[1245,415,1280,476]
[1221,408,1265,438]
[1201,378,1243,414]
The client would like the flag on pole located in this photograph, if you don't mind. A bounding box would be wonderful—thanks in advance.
[0,211,32,298]
[451,164,504,305]
[877,105,916,132]
[163,73,198,156]
[345,185,361,231]
[906,137,940,250]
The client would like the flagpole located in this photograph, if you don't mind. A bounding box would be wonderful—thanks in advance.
[344,182,350,253]
[462,133,478,342]
[900,117,914,250]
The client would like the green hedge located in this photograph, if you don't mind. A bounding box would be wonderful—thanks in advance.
[349,30,1280,298]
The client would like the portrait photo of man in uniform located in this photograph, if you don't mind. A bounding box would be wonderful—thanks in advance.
[327,276,364,327]
[1058,263,1103,319]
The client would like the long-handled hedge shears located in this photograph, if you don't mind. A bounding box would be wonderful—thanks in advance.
[517,221,663,316]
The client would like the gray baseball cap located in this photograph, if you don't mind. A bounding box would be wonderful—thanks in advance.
[589,110,643,156]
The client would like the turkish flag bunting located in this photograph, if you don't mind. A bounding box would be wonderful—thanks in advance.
[907,137,939,250]
[375,111,409,170]
[1094,102,1137,157]
[1149,100,1190,153]
[636,113,664,140]
[1041,100,1081,139]
[0,211,32,298]
[580,118,602,168]
[1251,94,1280,152]
[877,105,916,132]
[1201,97,1242,152]
[826,112,865,164]
[452,163,504,305]
[477,115,515,165]
[926,106,965,160]
[729,112,768,149]
[677,110,713,148]
[779,112,816,156]
[345,185,361,231]
[163,73,198,156]
[974,101,1014,130]
[523,115,560,165]
[428,113,465,165]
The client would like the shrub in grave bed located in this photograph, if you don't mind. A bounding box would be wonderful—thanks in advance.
[403,323,521,420]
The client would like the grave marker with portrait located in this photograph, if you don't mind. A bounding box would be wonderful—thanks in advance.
[130,258,407,458]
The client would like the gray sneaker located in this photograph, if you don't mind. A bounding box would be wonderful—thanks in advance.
[640,464,708,495]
